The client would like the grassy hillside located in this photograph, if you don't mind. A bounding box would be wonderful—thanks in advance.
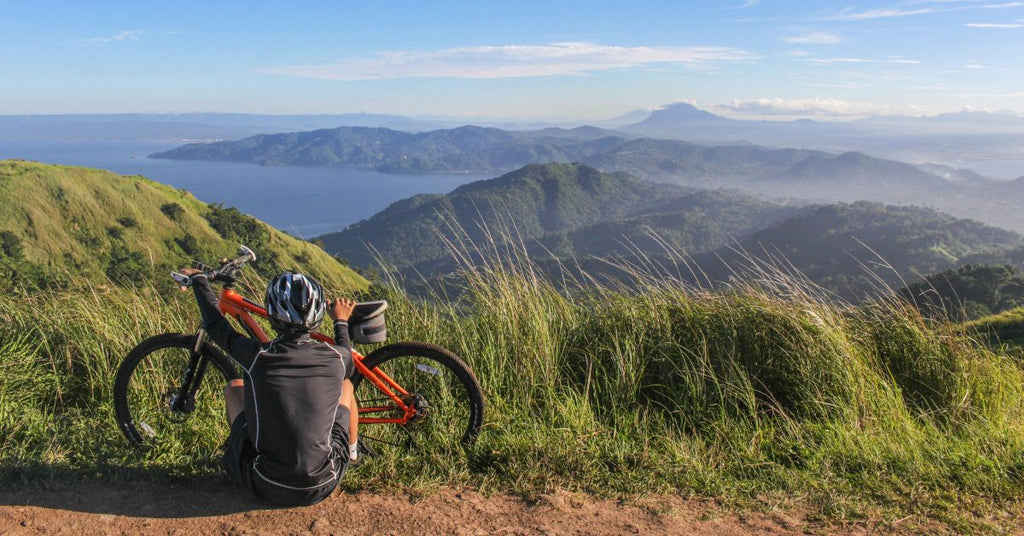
[0,159,366,291]
[3,248,1024,529]
[963,307,1024,347]
[4,159,1024,527]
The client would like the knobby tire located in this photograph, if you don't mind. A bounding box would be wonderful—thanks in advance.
[114,333,239,448]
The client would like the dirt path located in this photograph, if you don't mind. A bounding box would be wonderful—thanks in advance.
[0,480,955,535]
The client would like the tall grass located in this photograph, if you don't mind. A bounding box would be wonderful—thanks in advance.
[2,246,1023,526]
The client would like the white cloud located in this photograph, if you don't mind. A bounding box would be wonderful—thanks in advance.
[827,1,1024,20]
[782,31,843,44]
[800,56,920,65]
[964,62,987,68]
[715,97,887,118]
[82,30,144,44]
[967,20,1024,26]
[256,42,759,81]
[826,7,937,20]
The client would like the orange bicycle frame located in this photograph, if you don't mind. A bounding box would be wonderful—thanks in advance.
[216,288,416,425]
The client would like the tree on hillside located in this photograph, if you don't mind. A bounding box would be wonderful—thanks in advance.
[899,264,1024,321]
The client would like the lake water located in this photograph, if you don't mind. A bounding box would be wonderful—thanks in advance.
[0,141,493,237]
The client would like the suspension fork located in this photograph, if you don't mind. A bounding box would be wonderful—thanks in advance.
[171,328,210,412]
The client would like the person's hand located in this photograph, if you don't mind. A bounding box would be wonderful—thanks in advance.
[328,298,356,322]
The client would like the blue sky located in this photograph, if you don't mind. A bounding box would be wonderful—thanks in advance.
[1,0,1022,120]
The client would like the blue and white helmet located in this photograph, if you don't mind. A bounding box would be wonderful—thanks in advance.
[265,271,326,333]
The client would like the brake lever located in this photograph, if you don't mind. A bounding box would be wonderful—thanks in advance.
[171,272,192,286]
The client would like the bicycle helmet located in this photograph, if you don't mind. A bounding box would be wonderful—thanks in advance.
[265,271,326,333]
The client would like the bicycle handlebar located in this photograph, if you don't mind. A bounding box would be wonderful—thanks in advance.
[171,245,256,287]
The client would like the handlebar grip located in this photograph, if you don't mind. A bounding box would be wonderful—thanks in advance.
[212,270,239,283]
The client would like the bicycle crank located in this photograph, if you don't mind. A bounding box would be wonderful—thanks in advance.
[401,393,430,428]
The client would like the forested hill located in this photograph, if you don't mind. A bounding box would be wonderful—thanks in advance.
[151,125,624,173]
[0,160,367,291]
[899,264,1024,321]
[316,163,802,271]
[687,201,1024,299]
[317,163,694,268]
[316,163,1024,301]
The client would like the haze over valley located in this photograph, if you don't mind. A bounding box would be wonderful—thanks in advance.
[6,98,1024,305]
[138,103,1024,235]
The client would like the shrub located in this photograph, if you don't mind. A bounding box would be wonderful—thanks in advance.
[0,231,23,260]
[105,243,150,284]
[160,203,185,221]
[204,203,268,249]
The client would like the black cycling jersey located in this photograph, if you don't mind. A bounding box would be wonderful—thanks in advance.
[191,274,354,490]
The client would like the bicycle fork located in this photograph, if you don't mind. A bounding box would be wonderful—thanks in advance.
[169,329,210,415]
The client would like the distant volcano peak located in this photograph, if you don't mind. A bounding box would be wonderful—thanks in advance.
[651,102,727,121]
[627,102,732,132]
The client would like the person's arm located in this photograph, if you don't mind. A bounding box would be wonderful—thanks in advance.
[329,297,360,459]
[181,269,261,370]
[328,298,356,379]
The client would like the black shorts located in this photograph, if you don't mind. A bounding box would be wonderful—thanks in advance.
[222,406,351,506]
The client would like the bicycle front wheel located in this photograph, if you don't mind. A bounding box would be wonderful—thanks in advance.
[113,333,239,450]
[352,341,484,455]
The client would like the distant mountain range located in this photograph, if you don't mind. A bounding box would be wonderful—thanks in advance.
[150,123,948,195]
[152,121,1024,232]
[317,163,1023,300]
[6,104,1023,169]
[152,125,623,173]
[625,103,1024,140]
[621,103,1024,176]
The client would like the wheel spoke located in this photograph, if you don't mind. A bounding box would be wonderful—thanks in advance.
[353,342,484,457]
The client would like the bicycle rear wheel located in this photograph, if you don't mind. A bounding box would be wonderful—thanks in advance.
[352,341,484,455]
[114,333,239,450]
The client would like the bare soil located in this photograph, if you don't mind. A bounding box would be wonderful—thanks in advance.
[0,480,995,535]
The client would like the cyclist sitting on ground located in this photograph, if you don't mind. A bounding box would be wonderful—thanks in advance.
[179,268,359,506]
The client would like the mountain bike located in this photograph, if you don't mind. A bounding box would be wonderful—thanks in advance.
[113,246,484,457]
